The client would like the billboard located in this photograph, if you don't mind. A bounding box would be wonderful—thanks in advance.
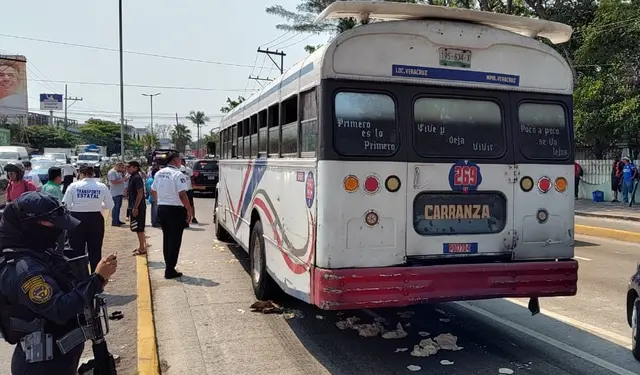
[0,55,28,125]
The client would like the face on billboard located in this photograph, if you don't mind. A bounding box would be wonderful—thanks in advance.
[0,57,28,121]
[0,64,20,99]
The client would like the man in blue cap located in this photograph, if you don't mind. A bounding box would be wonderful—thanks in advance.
[0,192,118,374]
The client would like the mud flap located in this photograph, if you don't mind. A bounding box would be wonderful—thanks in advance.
[528,297,540,316]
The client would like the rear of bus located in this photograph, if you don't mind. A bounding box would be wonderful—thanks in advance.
[310,19,578,310]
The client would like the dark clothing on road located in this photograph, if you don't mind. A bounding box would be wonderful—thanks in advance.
[158,205,186,277]
[67,212,105,273]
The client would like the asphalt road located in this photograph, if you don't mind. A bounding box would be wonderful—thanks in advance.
[201,205,640,375]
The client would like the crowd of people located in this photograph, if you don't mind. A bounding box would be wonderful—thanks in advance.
[575,157,639,204]
[0,151,196,374]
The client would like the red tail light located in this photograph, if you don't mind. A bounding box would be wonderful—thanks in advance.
[364,175,380,194]
[192,171,200,177]
[537,176,552,193]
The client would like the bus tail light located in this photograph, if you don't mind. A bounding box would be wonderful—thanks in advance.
[536,208,549,224]
[364,210,379,226]
[344,175,359,193]
[537,176,552,193]
[520,176,534,192]
[385,175,401,192]
[555,177,568,193]
[364,176,380,194]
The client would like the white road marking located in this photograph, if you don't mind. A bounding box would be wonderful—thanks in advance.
[574,256,592,261]
[456,302,637,375]
[505,298,631,348]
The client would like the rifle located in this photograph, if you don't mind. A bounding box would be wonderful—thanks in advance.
[64,251,117,375]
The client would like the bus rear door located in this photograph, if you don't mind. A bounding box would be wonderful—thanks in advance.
[510,92,574,260]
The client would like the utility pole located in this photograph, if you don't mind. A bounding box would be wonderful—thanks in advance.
[249,48,286,86]
[142,93,161,137]
[119,0,125,158]
[64,84,83,130]
[175,113,179,126]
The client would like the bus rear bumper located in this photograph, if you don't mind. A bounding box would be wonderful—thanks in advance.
[310,260,578,310]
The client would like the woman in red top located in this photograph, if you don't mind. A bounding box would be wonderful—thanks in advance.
[4,161,37,203]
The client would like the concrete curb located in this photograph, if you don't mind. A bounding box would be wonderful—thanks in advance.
[575,210,640,222]
[137,254,159,374]
[575,224,640,243]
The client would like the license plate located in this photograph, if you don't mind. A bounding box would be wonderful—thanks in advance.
[207,175,215,180]
[439,48,471,68]
[443,243,478,254]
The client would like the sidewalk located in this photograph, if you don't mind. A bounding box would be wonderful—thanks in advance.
[575,199,640,221]
[145,199,329,375]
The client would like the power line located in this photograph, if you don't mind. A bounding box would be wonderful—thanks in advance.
[0,33,256,68]
[260,31,291,49]
[26,79,256,92]
[279,34,315,50]
[268,32,302,49]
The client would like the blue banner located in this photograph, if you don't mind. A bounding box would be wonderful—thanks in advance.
[392,64,520,87]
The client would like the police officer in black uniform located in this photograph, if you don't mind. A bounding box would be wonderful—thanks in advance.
[0,191,118,375]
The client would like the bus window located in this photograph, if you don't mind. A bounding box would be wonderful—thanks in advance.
[333,92,398,156]
[413,98,504,158]
[518,103,570,160]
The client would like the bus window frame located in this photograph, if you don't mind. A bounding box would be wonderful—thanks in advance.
[331,88,401,158]
[510,92,573,164]
[411,95,508,160]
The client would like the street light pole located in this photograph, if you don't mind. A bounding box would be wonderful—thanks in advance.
[119,0,125,158]
[142,93,161,137]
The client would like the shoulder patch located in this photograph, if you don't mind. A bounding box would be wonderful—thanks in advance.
[21,275,53,304]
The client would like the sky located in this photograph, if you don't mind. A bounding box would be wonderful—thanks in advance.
[0,0,328,134]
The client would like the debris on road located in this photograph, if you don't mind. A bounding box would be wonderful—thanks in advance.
[283,309,304,320]
[407,365,421,371]
[355,322,384,337]
[498,368,514,374]
[250,300,284,314]
[374,316,386,323]
[382,323,408,339]
[439,318,450,323]
[336,316,360,330]
[398,311,415,319]
[418,331,429,337]
[440,360,454,365]
[411,338,439,357]
[237,309,245,314]
[108,311,124,320]
[316,315,324,320]
[436,308,447,315]
[395,348,409,352]
[434,333,463,351]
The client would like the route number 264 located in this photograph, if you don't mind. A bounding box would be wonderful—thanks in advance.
[453,165,478,186]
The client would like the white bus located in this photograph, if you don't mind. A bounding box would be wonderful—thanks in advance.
[215,1,578,312]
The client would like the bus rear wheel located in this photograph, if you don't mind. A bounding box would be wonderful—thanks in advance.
[633,297,640,361]
[214,194,232,242]
[250,221,278,300]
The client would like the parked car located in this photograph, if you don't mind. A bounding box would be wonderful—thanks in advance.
[32,159,61,184]
[627,265,640,360]
[191,159,218,194]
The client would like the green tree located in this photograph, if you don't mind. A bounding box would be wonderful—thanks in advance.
[220,96,246,114]
[171,123,192,153]
[79,118,132,155]
[140,133,160,152]
[26,125,78,151]
[305,44,323,54]
[186,110,210,151]
[572,0,640,154]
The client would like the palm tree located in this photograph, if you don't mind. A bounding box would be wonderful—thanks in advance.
[186,110,210,153]
[171,123,192,153]
[141,133,160,152]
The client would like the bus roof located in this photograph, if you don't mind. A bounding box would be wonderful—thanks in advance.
[315,1,572,44]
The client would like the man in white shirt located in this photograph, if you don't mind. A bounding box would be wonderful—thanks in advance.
[151,151,193,279]
[22,160,43,191]
[61,162,76,194]
[63,165,114,272]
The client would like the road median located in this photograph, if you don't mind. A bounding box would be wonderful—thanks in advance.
[137,253,159,375]
[575,224,640,243]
